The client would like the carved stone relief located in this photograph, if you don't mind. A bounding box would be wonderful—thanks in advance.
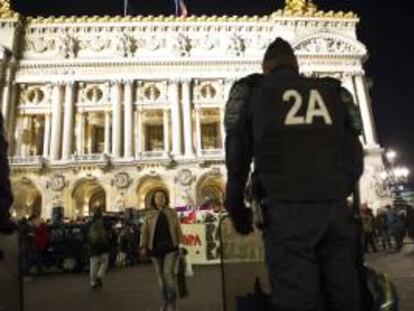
[112,172,131,189]
[295,37,363,55]
[57,34,78,58]
[176,169,194,186]
[48,174,66,192]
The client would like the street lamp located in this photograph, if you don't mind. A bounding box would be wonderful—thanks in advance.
[380,148,411,209]
[386,149,397,163]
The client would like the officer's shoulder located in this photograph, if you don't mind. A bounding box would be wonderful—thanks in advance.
[318,77,353,103]
[233,74,263,89]
[229,74,262,99]
[318,76,342,87]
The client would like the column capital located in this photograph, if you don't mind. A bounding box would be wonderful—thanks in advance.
[122,79,135,86]
[168,78,181,85]
[63,80,76,87]
[180,78,192,85]
[110,80,123,87]
[50,81,66,87]
[343,70,364,78]
[224,77,238,84]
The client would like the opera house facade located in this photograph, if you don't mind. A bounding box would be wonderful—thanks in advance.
[0,0,388,219]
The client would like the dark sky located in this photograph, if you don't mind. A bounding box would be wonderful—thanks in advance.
[11,0,414,187]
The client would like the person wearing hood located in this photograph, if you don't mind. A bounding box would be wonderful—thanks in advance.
[224,38,364,310]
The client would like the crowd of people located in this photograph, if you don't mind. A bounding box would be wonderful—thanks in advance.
[362,204,414,253]
[16,213,143,276]
[14,190,187,310]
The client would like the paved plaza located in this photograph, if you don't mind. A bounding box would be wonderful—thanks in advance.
[24,244,414,311]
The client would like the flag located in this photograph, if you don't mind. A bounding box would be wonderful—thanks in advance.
[173,0,189,17]
[123,0,129,16]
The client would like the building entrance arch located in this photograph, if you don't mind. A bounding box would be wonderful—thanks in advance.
[12,180,42,219]
[197,176,225,211]
[136,177,169,210]
[72,179,106,217]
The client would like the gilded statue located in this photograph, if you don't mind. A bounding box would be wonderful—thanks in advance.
[285,0,318,13]
[0,0,15,18]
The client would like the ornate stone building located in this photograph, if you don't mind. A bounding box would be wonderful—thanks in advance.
[0,0,387,219]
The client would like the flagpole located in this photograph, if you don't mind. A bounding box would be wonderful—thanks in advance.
[175,0,179,16]
[124,0,128,16]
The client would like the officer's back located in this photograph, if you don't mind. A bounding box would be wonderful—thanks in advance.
[251,68,350,202]
[224,37,363,311]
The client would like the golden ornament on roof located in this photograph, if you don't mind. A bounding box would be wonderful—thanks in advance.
[0,0,16,18]
[284,0,318,15]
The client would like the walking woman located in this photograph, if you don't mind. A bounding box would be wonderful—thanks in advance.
[140,189,184,311]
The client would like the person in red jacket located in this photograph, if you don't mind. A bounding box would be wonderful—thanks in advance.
[32,218,48,274]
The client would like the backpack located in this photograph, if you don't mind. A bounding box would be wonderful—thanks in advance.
[88,219,108,245]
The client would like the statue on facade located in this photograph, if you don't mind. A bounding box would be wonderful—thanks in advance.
[285,0,317,13]
[0,0,15,18]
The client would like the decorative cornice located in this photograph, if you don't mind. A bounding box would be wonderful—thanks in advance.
[24,9,357,25]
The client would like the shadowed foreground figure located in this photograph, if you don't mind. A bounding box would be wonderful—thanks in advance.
[224,38,364,311]
[0,114,14,234]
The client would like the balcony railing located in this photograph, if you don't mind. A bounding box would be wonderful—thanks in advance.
[72,154,109,163]
[200,149,224,158]
[139,151,168,160]
[9,156,44,166]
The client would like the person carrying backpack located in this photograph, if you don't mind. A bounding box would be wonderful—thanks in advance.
[86,208,110,289]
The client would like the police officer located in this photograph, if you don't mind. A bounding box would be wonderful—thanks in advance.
[224,38,364,311]
[0,114,14,235]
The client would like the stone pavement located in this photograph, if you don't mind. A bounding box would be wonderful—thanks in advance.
[365,242,414,311]
[23,244,414,311]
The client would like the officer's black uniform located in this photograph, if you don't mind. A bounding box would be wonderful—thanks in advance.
[225,38,364,311]
[0,114,14,234]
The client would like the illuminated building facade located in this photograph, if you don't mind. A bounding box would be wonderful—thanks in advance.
[0,0,388,219]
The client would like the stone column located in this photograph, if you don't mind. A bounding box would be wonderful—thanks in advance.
[163,108,170,154]
[76,113,85,155]
[1,84,10,123]
[5,83,17,155]
[111,81,122,158]
[86,120,93,154]
[182,79,193,157]
[219,106,225,152]
[136,107,143,156]
[341,74,357,101]
[124,80,134,159]
[0,47,8,95]
[0,50,12,127]
[50,83,64,160]
[170,80,181,156]
[62,82,75,160]
[354,74,378,147]
[195,105,202,156]
[104,111,111,155]
[43,113,51,158]
[21,116,30,157]
[224,78,235,102]
[14,116,23,156]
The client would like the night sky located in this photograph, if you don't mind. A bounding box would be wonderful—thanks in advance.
[11,0,414,187]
